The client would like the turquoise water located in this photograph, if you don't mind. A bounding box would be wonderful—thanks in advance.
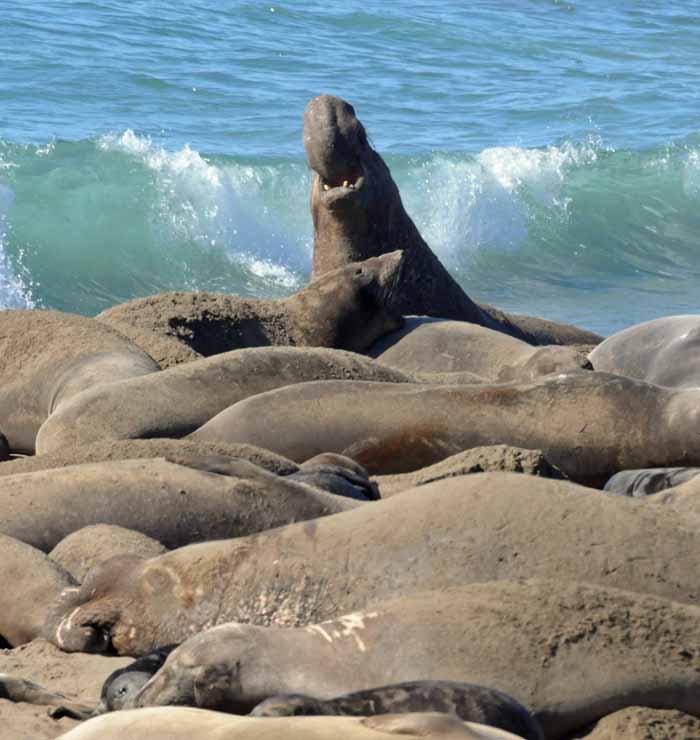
[2,2,700,334]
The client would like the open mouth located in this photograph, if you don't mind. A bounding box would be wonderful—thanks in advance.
[319,162,364,194]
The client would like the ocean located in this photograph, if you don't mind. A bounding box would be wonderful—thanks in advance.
[2,1,700,335]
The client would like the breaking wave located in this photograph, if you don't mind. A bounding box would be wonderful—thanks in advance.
[2,130,700,334]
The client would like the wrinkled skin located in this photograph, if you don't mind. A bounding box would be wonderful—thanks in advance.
[304,94,602,347]
[42,473,700,660]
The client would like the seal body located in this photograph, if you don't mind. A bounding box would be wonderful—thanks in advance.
[589,314,700,388]
[304,94,602,348]
[0,309,159,453]
[35,345,411,454]
[54,708,524,740]
[190,371,700,485]
[43,473,700,657]
[0,457,357,552]
[97,252,405,366]
[250,681,543,740]
[132,580,700,740]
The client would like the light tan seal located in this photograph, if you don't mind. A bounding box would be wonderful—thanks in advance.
[58,708,524,739]
[190,370,700,485]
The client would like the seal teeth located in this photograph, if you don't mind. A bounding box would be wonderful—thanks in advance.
[342,180,349,187]
[323,183,330,191]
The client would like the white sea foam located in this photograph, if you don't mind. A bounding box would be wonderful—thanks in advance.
[399,139,606,264]
[682,149,700,198]
[0,182,35,310]
[98,130,308,291]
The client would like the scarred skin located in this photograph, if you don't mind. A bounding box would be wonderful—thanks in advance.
[43,473,700,660]
[304,94,602,347]
[131,580,700,740]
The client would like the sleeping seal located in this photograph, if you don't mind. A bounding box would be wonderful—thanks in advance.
[132,580,700,739]
[250,681,542,740]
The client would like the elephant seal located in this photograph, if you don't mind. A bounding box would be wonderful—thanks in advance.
[374,445,565,497]
[369,318,591,381]
[0,456,358,552]
[97,252,405,365]
[304,94,602,348]
[250,682,542,740]
[0,309,159,453]
[288,453,379,501]
[95,645,177,715]
[50,525,167,582]
[43,473,700,656]
[0,438,299,478]
[589,315,700,388]
[190,371,700,485]
[132,580,700,739]
[35,346,411,455]
[0,533,76,646]
[56,708,522,740]
[604,467,700,498]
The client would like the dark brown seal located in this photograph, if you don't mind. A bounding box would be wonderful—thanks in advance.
[304,94,602,348]
[250,682,543,740]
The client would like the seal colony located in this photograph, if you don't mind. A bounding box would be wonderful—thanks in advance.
[2,95,700,740]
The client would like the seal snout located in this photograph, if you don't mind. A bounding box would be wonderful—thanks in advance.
[304,94,368,196]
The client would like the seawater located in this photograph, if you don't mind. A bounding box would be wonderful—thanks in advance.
[2,2,700,335]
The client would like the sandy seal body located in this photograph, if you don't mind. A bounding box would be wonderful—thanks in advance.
[0,456,358,552]
[0,309,159,453]
[190,371,700,485]
[43,473,700,656]
[35,345,411,454]
[97,252,405,366]
[0,533,76,646]
[132,580,700,739]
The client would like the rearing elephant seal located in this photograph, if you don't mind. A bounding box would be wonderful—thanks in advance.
[304,94,602,347]
[250,682,543,740]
